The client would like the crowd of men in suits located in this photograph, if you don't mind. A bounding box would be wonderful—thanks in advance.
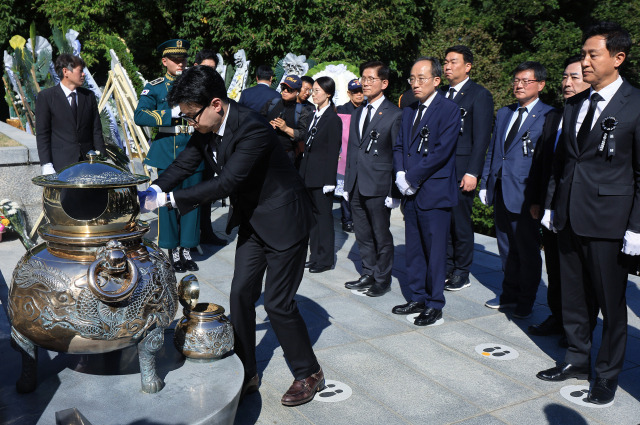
[37,20,638,407]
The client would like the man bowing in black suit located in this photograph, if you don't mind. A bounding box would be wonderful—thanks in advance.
[537,22,640,405]
[440,46,494,291]
[138,66,324,406]
[36,54,104,174]
[343,61,402,297]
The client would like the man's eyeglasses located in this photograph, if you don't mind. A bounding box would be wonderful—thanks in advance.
[178,103,208,124]
[360,77,383,84]
[281,86,296,93]
[407,77,433,85]
[512,78,540,87]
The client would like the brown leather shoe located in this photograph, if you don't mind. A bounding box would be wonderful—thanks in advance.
[281,367,325,406]
[241,374,260,399]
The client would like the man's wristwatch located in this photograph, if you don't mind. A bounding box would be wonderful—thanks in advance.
[166,193,173,209]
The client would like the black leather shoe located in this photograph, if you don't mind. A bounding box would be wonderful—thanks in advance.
[365,281,391,297]
[392,301,425,315]
[536,363,590,381]
[304,261,315,268]
[345,274,374,290]
[444,275,470,291]
[587,377,617,404]
[342,223,354,233]
[414,307,442,326]
[169,249,186,273]
[528,315,563,336]
[309,264,331,273]
[181,248,199,272]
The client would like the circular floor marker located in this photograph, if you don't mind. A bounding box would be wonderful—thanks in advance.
[560,385,613,408]
[474,343,519,360]
[314,380,352,403]
[351,289,368,297]
[406,313,444,326]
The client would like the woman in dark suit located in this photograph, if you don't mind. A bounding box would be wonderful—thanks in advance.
[300,76,342,273]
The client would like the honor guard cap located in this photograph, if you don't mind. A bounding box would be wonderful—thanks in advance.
[348,79,362,91]
[157,39,190,58]
[281,75,302,90]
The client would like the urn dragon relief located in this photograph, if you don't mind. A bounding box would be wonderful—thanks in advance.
[8,154,178,394]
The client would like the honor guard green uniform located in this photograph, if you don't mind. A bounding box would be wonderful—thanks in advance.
[134,38,202,272]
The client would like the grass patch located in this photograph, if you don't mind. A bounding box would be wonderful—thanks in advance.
[0,133,21,147]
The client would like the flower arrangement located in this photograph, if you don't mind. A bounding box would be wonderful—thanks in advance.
[306,61,359,108]
[226,49,250,101]
[0,199,35,249]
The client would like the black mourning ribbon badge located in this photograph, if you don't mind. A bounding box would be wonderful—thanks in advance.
[521,130,532,156]
[599,116,618,157]
[459,107,467,135]
[418,126,430,155]
[306,126,318,150]
[365,129,379,153]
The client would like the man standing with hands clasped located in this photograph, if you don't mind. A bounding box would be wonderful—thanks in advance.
[537,22,640,405]
[343,61,402,297]
[440,46,494,292]
[392,57,460,325]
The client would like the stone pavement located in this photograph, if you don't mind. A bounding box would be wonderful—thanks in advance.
[1,200,639,425]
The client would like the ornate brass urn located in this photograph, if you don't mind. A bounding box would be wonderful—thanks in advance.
[8,154,178,394]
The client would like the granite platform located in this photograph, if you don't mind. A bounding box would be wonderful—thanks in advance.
[2,201,640,425]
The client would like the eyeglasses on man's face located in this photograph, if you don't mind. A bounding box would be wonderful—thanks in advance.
[178,103,209,124]
[360,77,383,84]
[512,78,540,87]
[407,77,433,85]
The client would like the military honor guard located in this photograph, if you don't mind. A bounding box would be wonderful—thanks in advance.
[134,39,202,273]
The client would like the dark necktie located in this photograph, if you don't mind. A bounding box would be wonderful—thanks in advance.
[69,92,77,120]
[361,105,373,136]
[412,104,426,138]
[447,88,456,99]
[310,113,320,130]
[208,134,221,162]
[504,107,526,152]
[577,92,603,148]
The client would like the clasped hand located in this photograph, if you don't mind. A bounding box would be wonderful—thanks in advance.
[395,172,416,196]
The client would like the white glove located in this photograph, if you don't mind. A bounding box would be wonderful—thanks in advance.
[385,197,400,209]
[171,105,181,118]
[139,185,167,212]
[343,191,349,202]
[479,189,488,206]
[322,185,335,194]
[541,209,556,233]
[395,171,410,195]
[405,186,417,196]
[41,163,56,175]
[622,230,640,255]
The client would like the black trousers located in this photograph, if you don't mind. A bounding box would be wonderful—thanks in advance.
[558,222,628,379]
[308,187,335,268]
[446,187,475,278]
[351,180,394,284]
[229,228,319,380]
[542,227,562,321]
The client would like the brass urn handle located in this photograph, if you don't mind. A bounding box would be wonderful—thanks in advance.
[87,240,139,303]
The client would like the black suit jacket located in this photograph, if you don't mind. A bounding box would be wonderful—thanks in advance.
[344,97,402,197]
[439,80,494,180]
[526,109,562,206]
[546,80,640,238]
[35,84,104,170]
[299,107,342,188]
[153,101,314,251]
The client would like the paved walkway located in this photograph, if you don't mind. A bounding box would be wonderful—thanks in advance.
[1,201,639,424]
